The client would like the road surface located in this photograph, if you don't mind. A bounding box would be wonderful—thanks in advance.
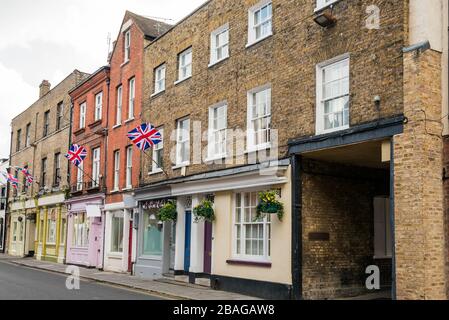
[0,259,163,300]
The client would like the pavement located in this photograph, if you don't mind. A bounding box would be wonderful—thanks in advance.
[2,254,259,300]
[0,258,162,300]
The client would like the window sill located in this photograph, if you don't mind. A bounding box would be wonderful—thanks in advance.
[172,162,190,170]
[314,0,341,13]
[149,168,163,175]
[316,125,350,136]
[108,252,123,258]
[88,119,102,129]
[110,189,121,194]
[245,143,271,154]
[121,60,130,68]
[246,33,273,49]
[73,128,86,136]
[151,90,165,98]
[208,56,229,68]
[122,187,133,191]
[174,76,192,86]
[124,118,135,124]
[112,124,121,130]
[204,154,228,163]
[226,259,272,268]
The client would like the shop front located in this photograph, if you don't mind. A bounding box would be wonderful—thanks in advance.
[65,193,104,268]
[103,195,136,273]
[133,187,176,279]
[8,199,36,257]
[134,160,292,299]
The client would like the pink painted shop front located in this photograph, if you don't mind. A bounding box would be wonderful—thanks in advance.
[65,194,104,268]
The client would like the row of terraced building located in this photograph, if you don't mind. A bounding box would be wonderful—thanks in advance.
[1,0,449,300]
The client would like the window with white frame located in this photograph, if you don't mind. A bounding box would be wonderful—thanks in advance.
[176,118,190,166]
[92,148,100,187]
[110,212,124,253]
[113,150,120,191]
[247,85,271,150]
[47,215,57,244]
[316,56,350,134]
[79,102,86,129]
[208,103,227,159]
[154,64,166,94]
[315,0,340,11]
[210,24,229,65]
[73,213,89,248]
[177,48,192,81]
[126,146,133,188]
[374,197,392,258]
[152,128,164,172]
[76,162,83,191]
[248,0,272,46]
[234,192,271,260]
[128,77,135,119]
[116,86,122,125]
[94,92,102,121]
[124,30,131,62]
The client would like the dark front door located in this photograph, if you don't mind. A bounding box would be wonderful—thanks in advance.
[184,211,192,272]
[203,221,212,274]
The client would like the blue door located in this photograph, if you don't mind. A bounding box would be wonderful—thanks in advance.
[184,211,192,272]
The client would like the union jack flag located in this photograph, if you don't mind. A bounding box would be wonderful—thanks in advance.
[127,123,162,151]
[18,165,34,186]
[65,144,87,167]
[2,171,19,189]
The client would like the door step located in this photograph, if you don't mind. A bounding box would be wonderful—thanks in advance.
[195,277,211,287]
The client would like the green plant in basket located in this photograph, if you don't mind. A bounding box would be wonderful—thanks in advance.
[193,200,215,222]
[256,190,284,221]
[158,201,177,222]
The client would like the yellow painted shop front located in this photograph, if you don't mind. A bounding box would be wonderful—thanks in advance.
[36,203,67,263]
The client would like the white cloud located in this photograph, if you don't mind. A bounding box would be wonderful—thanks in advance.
[0,63,36,158]
[0,0,207,159]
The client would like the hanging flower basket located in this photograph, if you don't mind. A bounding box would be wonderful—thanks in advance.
[193,200,215,222]
[157,201,177,222]
[256,190,284,221]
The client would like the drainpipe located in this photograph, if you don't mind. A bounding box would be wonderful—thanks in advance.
[389,138,396,300]
[290,154,302,300]
[101,76,111,270]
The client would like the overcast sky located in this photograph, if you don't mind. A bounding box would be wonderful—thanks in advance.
[0,0,206,159]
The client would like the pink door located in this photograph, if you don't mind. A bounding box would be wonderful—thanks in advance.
[89,218,103,268]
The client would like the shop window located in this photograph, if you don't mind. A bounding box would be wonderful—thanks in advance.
[234,192,271,261]
[73,213,89,248]
[111,213,124,253]
[47,216,57,244]
[142,210,163,256]
[60,217,66,245]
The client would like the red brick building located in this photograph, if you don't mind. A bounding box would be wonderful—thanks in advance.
[66,66,110,268]
[103,11,171,273]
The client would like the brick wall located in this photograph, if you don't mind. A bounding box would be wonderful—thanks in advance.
[301,159,391,299]
[9,70,89,198]
[106,15,146,204]
[394,50,447,299]
[141,0,405,185]
[70,67,110,193]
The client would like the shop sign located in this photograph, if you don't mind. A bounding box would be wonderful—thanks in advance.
[141,199,173,210]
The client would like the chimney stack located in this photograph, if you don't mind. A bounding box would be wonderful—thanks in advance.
[39,80,51,98]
